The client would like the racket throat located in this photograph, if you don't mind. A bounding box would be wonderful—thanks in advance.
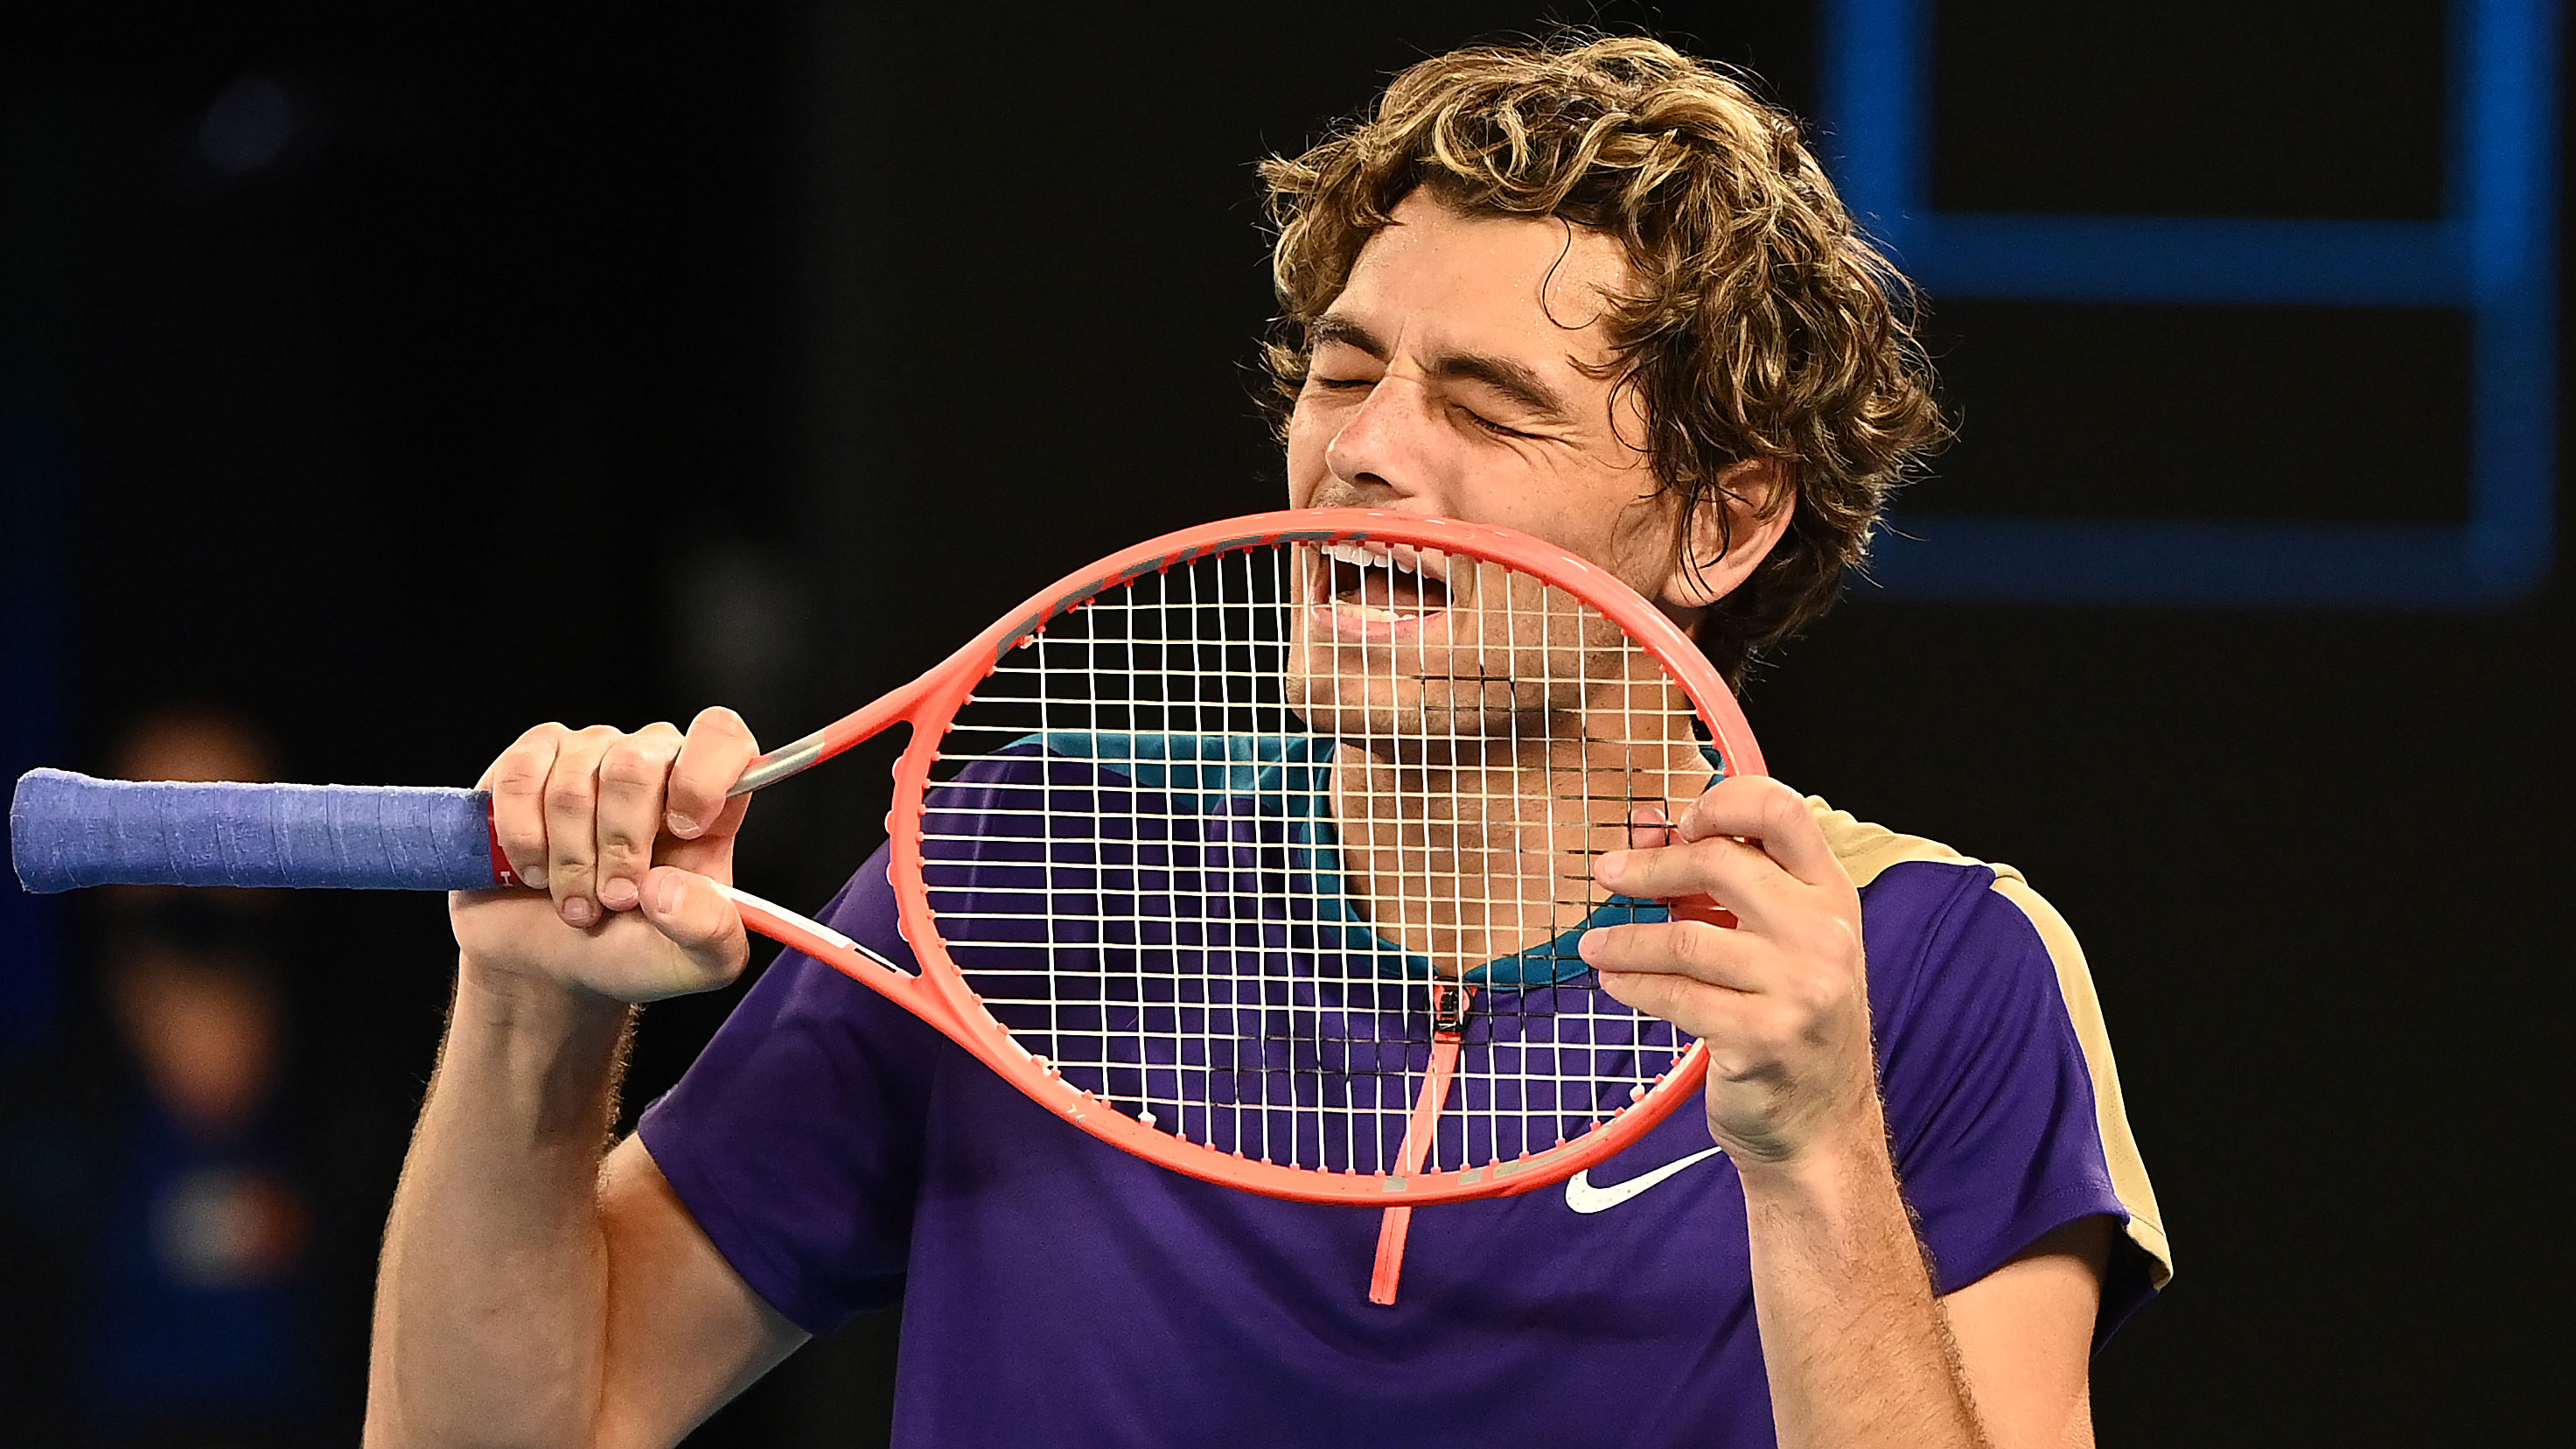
[1368,983,1474,1307]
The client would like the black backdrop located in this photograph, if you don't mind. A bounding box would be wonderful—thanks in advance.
[3,3,2568,1445]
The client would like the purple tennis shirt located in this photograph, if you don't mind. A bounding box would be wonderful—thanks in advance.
[639,739,2168,1446]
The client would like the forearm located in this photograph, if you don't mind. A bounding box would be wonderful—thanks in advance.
[366,957,636,1448]
[1740,1114,1987,1449]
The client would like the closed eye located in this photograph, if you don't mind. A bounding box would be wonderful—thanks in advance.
[1463,409,1537,440]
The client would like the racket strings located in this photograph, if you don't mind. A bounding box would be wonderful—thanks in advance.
[920,542,1707,1176]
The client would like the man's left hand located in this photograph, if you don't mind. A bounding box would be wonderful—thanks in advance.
[1581,774,1880,1167]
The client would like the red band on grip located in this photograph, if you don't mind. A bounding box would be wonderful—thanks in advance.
[486,805,520,888]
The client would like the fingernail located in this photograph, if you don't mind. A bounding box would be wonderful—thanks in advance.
[521,864,549,889]
[1596,850,1629,877]
[562,897,595,927]
[599,878,638,910]
[647,871,682,914]
[666,810,702,838]
[1576,932,1601,962]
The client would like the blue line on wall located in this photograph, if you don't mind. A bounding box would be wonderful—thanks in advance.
[1819,0,2559,607]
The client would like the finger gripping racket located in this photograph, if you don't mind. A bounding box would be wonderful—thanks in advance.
[10,510,1760,1248]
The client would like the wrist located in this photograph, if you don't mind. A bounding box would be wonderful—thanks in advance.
[453,952,634,1055]
[1728,1098,1898,1215]
[441,954,637,1151]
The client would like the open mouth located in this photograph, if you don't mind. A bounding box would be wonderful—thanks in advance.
[1318,540,1451,620]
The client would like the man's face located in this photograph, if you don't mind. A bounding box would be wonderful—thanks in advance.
[1277,193,1726,950]
[1281,192,1704,758]
[1282,191,1682,602]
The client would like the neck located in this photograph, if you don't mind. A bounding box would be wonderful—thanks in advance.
[1323,687,1710,972]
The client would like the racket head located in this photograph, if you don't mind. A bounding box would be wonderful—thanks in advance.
[871,509,1756,1206]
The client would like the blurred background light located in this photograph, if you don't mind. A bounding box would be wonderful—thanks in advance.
[196,74,293,178]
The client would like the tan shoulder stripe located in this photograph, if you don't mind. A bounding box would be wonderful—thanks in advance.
[1807,798,1972,890]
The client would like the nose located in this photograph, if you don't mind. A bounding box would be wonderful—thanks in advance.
[1318,378,1438,509]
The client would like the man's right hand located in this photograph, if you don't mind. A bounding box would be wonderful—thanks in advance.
[450,705,761,1004]
[379,704,803,1447]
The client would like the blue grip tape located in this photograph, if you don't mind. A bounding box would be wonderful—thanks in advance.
[9,769,500,893]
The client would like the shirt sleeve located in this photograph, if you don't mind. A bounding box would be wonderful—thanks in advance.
[635,844,941,1334]
[1863,860,2168,1342]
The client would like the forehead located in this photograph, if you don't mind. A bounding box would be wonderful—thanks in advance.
[1330,194,1631,368]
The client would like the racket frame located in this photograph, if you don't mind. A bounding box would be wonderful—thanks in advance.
[731,508,1763,1207]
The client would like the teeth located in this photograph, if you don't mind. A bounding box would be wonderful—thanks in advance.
[1321,541,1432,576]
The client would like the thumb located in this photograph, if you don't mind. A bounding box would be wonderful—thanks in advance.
[641,864,750,979]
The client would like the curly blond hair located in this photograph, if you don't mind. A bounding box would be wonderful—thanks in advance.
[1260,35,1946,683]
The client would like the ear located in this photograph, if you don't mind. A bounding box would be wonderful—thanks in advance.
[1655,458,1793,613]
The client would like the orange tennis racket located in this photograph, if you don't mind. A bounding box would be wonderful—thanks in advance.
[12,509,1759,1299]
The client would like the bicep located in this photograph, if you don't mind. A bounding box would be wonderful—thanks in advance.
[1941,1215,2112,1449]
[593,1135,810,1449]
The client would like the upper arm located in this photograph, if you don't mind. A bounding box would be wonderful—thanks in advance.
[1941,1215,2114,1449]
[1856,859,2166,1430]
[592,1135,810,1449]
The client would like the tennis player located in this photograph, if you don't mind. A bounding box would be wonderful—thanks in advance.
[367,37,2167,1448]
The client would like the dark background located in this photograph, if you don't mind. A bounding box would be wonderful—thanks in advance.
[2,2,2566,1444]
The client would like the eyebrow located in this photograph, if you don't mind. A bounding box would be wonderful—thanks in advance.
[1309,312,1578,424]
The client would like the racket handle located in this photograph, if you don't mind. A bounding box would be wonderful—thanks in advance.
[9,769,506,894]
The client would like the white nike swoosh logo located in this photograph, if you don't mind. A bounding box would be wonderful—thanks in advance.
[1563,1146,1727,1214]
